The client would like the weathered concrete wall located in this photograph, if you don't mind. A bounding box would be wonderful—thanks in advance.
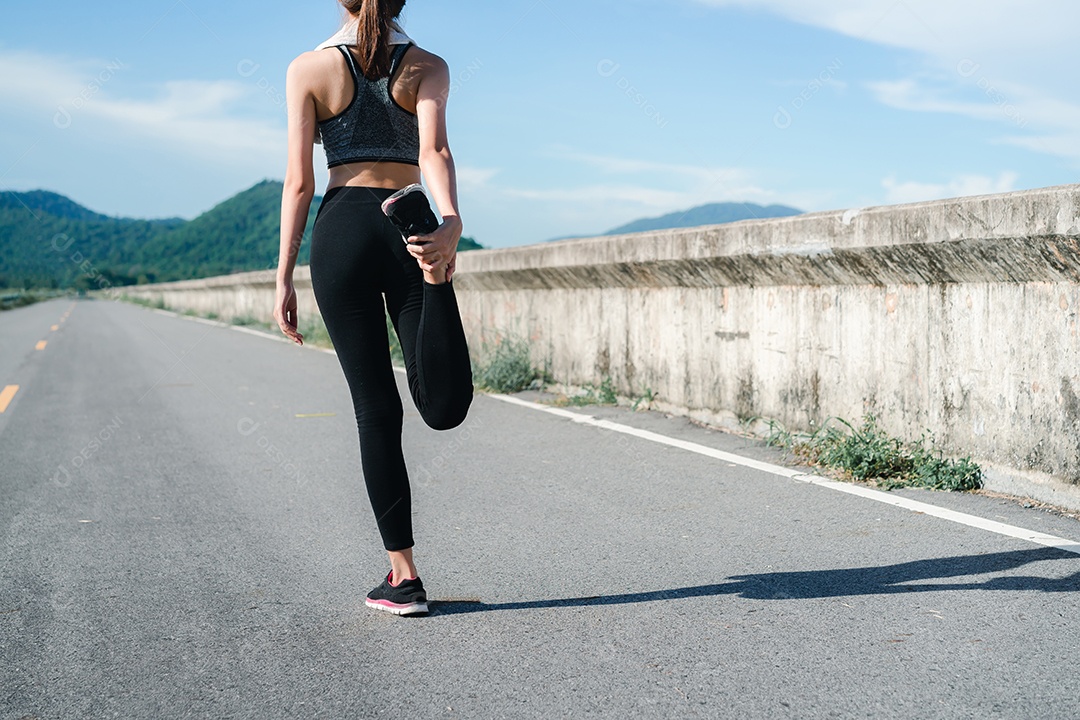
[117,266,315,327]
[119,184,1080,509]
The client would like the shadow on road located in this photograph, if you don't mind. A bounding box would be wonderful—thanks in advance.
[431,547,1080,615]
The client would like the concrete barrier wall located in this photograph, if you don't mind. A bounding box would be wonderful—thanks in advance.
[117,266,315,326]
[118,184,1080,509]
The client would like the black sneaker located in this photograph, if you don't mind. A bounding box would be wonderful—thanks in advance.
[380,183,441,242]
[365,572,429,616]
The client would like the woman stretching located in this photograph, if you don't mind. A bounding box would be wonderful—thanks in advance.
[273,0,473,616]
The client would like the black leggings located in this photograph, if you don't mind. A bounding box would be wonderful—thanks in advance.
[309,186,473,551]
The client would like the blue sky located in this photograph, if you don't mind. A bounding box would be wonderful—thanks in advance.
[1,0,1077,247]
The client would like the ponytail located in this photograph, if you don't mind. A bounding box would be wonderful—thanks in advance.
[341,0,407,79]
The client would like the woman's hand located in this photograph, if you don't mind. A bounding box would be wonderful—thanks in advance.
[274,280,305,345]
[406,216,462,282]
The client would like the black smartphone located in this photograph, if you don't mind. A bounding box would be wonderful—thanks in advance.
[381,184,441,243]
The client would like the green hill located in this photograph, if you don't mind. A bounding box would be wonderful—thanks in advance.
[1,190,112,222]
[604,202,804,235]
[0,181,483,290]
[0,193,179,289]
[145,179,314,280]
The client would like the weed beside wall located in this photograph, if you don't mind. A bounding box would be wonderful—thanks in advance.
[472,335,543,393]
[766,415,983,492]
[120,294,166,310]
[0,289,66,311]
[385,313,403,366]
[556,377,619,407]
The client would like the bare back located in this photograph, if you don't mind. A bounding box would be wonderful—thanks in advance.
[299,44,441,190]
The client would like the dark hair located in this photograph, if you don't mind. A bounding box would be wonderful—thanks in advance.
[340,0,407,79]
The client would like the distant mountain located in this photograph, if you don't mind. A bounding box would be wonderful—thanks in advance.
[0,192,180,289]
[604,202,804,235]
[0,190,114,223]
[0,181,483,290]
[143,179,312,280]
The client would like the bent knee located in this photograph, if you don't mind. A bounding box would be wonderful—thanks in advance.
[420,391,473,431]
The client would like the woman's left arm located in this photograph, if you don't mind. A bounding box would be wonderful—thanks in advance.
[410,54,463,278]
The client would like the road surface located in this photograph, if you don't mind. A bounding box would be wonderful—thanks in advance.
[2,297,1079,719]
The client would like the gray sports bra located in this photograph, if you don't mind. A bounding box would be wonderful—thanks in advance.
[318,43,420,168]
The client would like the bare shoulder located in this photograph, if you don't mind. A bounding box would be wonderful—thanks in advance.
[287,49,339,80]
[403,46,449,76]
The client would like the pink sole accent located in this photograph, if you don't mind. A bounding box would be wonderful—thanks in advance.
[365,598,429,616]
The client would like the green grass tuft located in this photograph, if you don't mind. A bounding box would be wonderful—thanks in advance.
[119,294,166,310]
[769,415,982,492]
[473,334,542,393]
[631,387,657,411]
[562,376,619,406]
[298,314,333,349]
[385,312,403,366]
[0,289,65,312]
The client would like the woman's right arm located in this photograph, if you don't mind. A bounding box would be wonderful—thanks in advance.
[275,53,319,345]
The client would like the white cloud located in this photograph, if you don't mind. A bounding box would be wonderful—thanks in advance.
[868,76,1080,162]
[502,184,692,209]
[456,166,500,190]
[460,147,779,212]
[881,171,1018,205]
[552,150,744,186]
[1005,134,1080,160]
[86,81,285,160]
[540,148,774,202]
[867,79,1014,124]
[453,149,807,243]
[692,1,1080,58]
[0,48,286,165]
[696,0,1080,163]
[0,49,92,106]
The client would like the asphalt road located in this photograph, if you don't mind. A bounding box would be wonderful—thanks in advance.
[2,297,1079,719]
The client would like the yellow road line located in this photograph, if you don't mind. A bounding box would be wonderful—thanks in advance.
[0,385,18,413]
[35,341,47,351]
[51,325,59,331]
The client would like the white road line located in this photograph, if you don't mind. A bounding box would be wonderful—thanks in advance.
[487,394,1080,557]
[148,307,339,355]
[229,324,293,344]
[139,302,1080,557]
